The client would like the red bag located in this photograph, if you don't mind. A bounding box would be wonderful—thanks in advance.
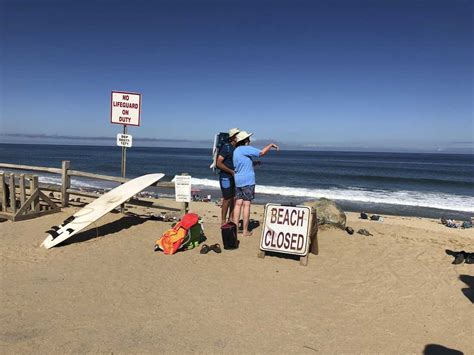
[155,213,199,255]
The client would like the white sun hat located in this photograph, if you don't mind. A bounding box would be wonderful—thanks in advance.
[236,130,253,143]
[228,128,240,138]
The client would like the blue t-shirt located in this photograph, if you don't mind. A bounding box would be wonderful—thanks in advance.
[218,142,235,178]
[233,146,261,187]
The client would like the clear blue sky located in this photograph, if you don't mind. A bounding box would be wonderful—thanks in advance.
[1,0,472,152]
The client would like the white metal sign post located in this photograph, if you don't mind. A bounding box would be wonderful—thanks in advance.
[111,91,141,213]
[259,203,314,266]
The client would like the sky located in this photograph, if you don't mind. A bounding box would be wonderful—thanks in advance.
[0,0,473,152]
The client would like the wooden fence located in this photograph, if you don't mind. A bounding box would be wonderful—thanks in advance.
[0,160,175,210]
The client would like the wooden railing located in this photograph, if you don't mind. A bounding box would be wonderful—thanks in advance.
[0,161,174,208]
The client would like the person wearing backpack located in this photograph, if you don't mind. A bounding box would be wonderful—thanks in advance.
[216,128,240,225]
[232,131,279,236]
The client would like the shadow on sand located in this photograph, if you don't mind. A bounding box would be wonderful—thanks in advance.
[58,212,152,247]
[459,274,474,304]
[423,344,463,354]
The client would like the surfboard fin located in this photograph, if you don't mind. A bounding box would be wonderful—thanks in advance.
[47,230,60,239]
[61,216,75,226]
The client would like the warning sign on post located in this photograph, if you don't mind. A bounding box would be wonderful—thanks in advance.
[116,134,132,148]
[174,175,192,202]
[110,91,141,126]
[260,204,312,256]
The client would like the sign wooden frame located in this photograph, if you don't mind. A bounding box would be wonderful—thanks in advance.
[258,203,318,266]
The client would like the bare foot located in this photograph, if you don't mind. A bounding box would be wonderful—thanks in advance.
[242,232,253,237]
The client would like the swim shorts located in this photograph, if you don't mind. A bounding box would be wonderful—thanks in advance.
[219,176,235,199]
[235,185,255,201]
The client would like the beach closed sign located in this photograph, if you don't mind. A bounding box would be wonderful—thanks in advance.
[260,204,311,256]
[110,91,141,126]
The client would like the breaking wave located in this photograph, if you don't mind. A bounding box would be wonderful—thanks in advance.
[11,173,472,213]
[190,178,474,213]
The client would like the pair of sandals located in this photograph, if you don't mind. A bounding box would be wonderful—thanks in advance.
[200,243,222,254]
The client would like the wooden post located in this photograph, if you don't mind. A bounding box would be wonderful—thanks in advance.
[31,175,39,212]
[309,208,319,255]
[181,172,189,216]
[61,160,70,207]
[19,174,26,206]
[0,173,6,212]
[8,174,16,214]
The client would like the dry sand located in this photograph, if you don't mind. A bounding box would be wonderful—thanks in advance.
[1,196,473,354]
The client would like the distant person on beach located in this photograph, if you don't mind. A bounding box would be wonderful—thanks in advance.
[232,131,279,236]
[216,128,240,225]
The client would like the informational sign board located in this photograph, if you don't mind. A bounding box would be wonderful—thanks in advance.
[116,134,133,148]
[110,91,141,126]
[260,204,312,256]
[174,175,192,203]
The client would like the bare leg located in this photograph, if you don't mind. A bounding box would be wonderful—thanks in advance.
[233,198,243,226]
[221,198,231,225]
[242,200,252,236]
[228,197,235,222]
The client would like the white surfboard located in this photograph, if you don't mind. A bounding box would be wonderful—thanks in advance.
[210,133,218,170]
[42,173,164,249]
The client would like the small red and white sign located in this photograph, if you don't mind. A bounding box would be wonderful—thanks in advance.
[260,204,312,256]
[110,91,141,126]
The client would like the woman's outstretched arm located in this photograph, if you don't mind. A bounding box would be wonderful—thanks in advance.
[259,143,279,157]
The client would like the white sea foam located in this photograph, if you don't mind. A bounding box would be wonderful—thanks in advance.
[12,173,471,213]
[191,178,474,213]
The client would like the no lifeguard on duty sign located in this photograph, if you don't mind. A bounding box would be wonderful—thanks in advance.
[110,91,141,126]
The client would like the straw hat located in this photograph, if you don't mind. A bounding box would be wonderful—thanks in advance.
[228,128,240,138]
[236,130,253,143]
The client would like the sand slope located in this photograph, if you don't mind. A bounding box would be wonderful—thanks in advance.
[1,198,473,354]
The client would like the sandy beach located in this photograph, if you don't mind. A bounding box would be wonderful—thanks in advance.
[1,196,473,354]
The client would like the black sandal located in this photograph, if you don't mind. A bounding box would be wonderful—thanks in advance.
[210,243,222,253]
[200,244,210,254]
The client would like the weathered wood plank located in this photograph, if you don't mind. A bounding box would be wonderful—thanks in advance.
[61,160,70,207]
[8,174,16,214]
[0,173,6,212]
[19,174,26,205]
[15,189,38,217]
[37,190,60,212]
[0,163,61,174]
[31,176,39,212]
[68,170,128,184]
[310,208,319,255]
[13,208,59,222]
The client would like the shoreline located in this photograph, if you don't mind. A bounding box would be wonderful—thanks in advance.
[33,180,474,221]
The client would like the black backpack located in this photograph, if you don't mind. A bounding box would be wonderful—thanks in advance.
[210,132,230,173]
[221,222,239,249]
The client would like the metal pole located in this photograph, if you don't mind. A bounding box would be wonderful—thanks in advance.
[122,125,127,178]
[120,125,127,213]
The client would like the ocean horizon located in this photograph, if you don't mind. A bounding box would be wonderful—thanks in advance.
[1,143,473,219]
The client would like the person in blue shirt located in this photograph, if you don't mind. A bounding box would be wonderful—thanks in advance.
[232,131,279,236]
[216,128,240,225]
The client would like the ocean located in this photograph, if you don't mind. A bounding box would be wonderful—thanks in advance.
[1,143,473,219]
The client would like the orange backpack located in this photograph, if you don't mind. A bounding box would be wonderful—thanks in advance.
[155,213,199,254]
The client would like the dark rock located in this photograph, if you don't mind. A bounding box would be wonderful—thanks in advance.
[305,198,346,229]
[357,228,373,236]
